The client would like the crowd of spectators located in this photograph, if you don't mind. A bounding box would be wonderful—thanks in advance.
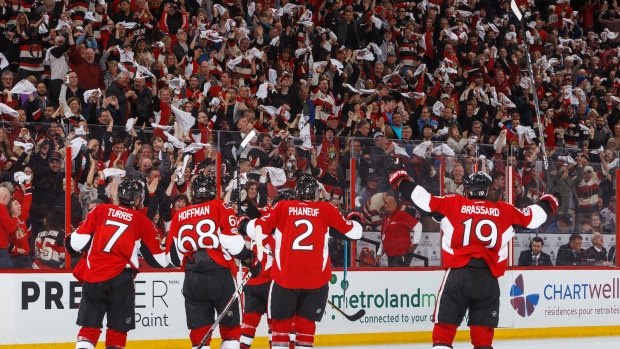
[0,0,619,269]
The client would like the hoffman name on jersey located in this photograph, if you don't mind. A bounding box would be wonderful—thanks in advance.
[177,206,211,221]
[288,207,319,216]
[460,205,500,216]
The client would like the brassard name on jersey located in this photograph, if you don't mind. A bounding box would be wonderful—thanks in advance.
[288,207,319,216]
[460,205,500,216]
[178,206,211,221]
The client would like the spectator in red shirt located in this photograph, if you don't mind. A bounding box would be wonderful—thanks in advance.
[375,195,422,267]
[0,187,18,269]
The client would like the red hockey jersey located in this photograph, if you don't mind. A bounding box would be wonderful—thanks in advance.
[166,200,245,273]
[248,201,363,289]
[71,204,167,283]
[410,186,548,277]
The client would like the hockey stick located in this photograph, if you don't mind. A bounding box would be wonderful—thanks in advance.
[511,0,551,186]
[235,129,257,211]
[196,272,252,349]
[327,300,365,321]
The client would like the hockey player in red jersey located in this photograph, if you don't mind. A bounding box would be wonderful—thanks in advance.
[239,189,296,349]
[166,174,261,349]
[66,179,168,349]
[389,167,559,349]
[245,175,363,349]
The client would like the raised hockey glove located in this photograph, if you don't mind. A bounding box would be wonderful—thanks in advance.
[242,251,262,278]
[345,210,364,224]
[539,193,559,215]
[237,216,250,236]
[387,159,410,189]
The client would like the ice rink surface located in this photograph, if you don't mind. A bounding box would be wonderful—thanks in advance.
[323,336,620,349]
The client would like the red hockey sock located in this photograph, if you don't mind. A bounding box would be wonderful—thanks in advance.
[220,325,241,349]
[271,318,293,348]
[241,312,262,349]
[432,323,458,347]
[76,327,102,348]
[294,315,316,348]
[104,329,127,348]
[189,325,212,347]
[470,325,494,348]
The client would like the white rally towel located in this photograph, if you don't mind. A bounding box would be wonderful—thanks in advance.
[84,12,98,22]
[74,125,87,136]
[603,28,619,40]
[174,154,191,180]
[392,142,409,157]
[135,64,155,79]
[312,61,328,72]
[125,118,136,133]
[184,142,211,153]
[201,30,224,42]
[83,88,101,103]
[414,64,427,77]
[247,47,264,61]
[0,103,19,117]
[164,131,186,149]
[264,167,287,186]
[171,106,196,133]
[432,144,455,156]
[370,15,383,29]
[330,59,343,74]
[119,21,138,29]
[55,20,70,30]
[412,141,432,157]
[10,79,37,95]
[120,51,135,64]
[70,137,88,160]
[256,82,270,99]
[102,168,127,178]
[13,171,31,184]
[0,53,8,70]
[151,123,173,132]
[227,56,243,70]
[270,36,280,46]
[299,123,313,150]
[353,49,374,61]
[13,141,34,153]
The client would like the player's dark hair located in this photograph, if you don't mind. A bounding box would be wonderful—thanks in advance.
[45,208,66,231]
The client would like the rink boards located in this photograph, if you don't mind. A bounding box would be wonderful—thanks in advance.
[1,269,620,348]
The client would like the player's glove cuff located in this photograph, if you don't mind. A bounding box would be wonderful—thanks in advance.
[539,193,559,215]
[388,169,409,189]
[345,211,364,224]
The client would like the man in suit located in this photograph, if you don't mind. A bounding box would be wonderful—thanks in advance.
[586,232,610,265]
[518,237,553,266]
[556,233,586,266]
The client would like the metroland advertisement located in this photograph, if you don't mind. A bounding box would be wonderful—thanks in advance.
[2,269,620,345]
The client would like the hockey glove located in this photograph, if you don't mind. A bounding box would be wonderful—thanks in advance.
[387,159,410,189]
[237,216,250,236]
[345,210,364,224]
[539,193,559,215]
[242,251,262,278]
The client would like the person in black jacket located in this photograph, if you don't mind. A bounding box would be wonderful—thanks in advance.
[585,232,609,264]
[518,237,553,266]
[555,233,586,266]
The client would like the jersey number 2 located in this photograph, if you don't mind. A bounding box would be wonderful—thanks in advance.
[462,218,498,249]
[292,219,314,251]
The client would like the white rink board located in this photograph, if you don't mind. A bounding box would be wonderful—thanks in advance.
[1,269,620,344]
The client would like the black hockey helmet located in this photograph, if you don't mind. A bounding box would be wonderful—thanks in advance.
[117,179,145,207]
[463,171,492,199]
[191,174,217,204]
[273,188,296,206]
[295,175,318,201]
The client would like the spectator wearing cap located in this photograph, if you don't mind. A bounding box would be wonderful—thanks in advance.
[547,213,575,234]
[383,52,398,75]
[160,2,189,37]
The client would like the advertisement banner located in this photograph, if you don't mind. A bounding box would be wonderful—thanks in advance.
[502,270,620,328]
[3,269,620,345]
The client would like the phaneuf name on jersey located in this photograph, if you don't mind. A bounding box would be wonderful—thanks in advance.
[288,206,320,216]
[460,205,500,217]
[178,206,211,221]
